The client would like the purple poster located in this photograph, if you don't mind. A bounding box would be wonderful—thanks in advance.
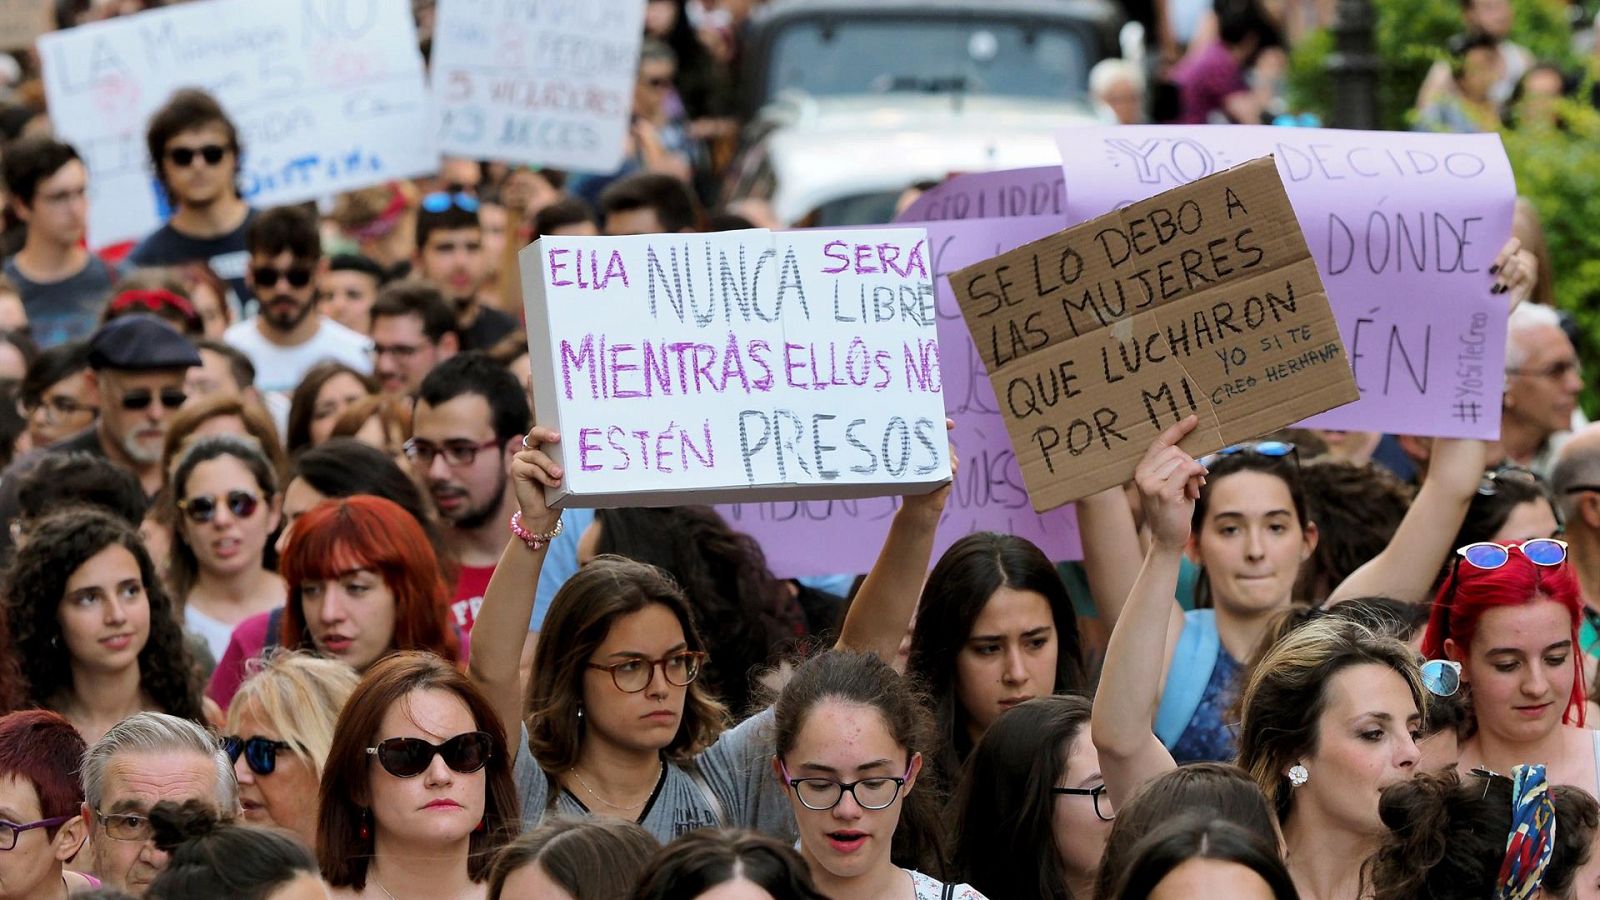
[898,166,1067,223]
[721,215,1082,578]
[1055,126,1515,439]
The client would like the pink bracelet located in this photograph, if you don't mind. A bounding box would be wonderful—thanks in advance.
[510,511,563,550]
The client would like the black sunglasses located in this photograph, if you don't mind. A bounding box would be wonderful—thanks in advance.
[252,265,315,289]
[120,387,187,411]
[166,144,227,167]
[178,490,260,524]
[221,735,294,776]
[366,732,493,778]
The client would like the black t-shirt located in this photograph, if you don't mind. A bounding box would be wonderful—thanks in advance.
[126,208,257,307]
[462,304,518,351]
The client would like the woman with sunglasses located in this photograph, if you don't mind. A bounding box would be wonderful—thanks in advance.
[223,651,359,850]
[284,361,377,455]
[1,508,208,743]
[1423,537,1600,795]
[167,435,285,663]
[1096,421,1426,899]
[470,426,955,842]
[319,651,518,900]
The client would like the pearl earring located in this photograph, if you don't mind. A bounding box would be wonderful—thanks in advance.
[1288,764,1310,787]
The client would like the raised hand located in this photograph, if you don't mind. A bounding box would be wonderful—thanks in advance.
[1133,415,1207,552]
[902,418,959,518]
[512,427,564,534]
[1490,237,1537,313]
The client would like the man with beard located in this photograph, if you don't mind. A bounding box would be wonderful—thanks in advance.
[223,205,371,405]
[407,352,589,640]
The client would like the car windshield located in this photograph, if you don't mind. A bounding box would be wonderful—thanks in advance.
[765,18,1092,103]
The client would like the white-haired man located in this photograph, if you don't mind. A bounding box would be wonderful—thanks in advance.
[1502,303,1583,477]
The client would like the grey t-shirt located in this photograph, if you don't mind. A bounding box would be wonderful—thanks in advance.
[4,255,114,346]
[514,707,796,844]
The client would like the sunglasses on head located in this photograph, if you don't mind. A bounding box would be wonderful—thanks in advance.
[1200,440,1297,469]
[178,490,260,524]
[119,387,187,411]
[166,144,227,167]
[221,735,294,776]
[421,191,479,214]
[366,732,493,778]
[252,265,315,289]
[1477,465,1545,496]
[1456,538,1568,570]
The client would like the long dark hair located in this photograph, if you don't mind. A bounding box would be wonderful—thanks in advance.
[951,695,1091,900]
[594,506,801,717]
[1,508,204,721]
[1110,813,1298,900]
[1191,447,1310,609]
[773,650,947,877]
[907,533,1085,783]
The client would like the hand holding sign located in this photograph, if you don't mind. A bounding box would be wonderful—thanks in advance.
[512,426,565,537]
[1134,415,1207,552]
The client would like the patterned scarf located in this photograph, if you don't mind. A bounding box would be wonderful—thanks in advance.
[1495,763,1556,900]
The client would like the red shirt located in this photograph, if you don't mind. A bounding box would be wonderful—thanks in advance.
[452,564,495,636]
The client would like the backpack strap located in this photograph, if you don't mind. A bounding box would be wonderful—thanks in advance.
[684,762,726,828]
[941,882,956,900]
[1154,609,1220,748]
[262,606,284,652]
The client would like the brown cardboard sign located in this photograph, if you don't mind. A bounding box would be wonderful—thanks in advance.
[951,156,1358,511]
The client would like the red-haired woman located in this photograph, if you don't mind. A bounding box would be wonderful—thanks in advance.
[0,709,98,895]
[277,496,459,674]
[1423,539,1596,793]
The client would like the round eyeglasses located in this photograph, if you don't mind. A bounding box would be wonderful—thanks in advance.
[587,651,706,693]
[1456,538,1568,570]
[779,759,912,811]
[1053,783,1116,822]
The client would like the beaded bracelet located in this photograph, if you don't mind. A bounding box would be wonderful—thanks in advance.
[509,511,563,550]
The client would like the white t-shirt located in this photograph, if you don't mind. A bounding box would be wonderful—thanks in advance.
[223,317,373,396]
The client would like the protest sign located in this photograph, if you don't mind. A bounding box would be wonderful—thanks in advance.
[39,0,435,249]
[0,1,47,50]
[521,228,952,507]
[1056,126,1514,439]
[431,0,644,171]
[720,215,1082,578]
[953,157,1358,512]
[897,166,1067,223]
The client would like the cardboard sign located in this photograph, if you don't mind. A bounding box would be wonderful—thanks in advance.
[0,1,48,50]
[897,166,1067,223]
[953,157,1358,511]
[521,228,952,507]
[1056,126,1515,439]
[39,0,436,249]
[720,215,1082,578]
[431,0,644,171]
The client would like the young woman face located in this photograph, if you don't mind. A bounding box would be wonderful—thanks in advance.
[954,586,1058,744]
[581,603,692,755]
[368,688,485,848]
[775,699,920,884]
[300,563,398,672]
[1292,663,1421,834]
[1194,471,1315,618]
[56,543,150,676]
[1053,728,1112,885]
[178,455,281,581]
[1446,599,1574,746]
[229,701,321,848]
[1148,859,1277,900]
[275,477,327,556]
[309,373,371,447]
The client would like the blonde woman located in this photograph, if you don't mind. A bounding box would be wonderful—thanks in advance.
[224,651,360,849]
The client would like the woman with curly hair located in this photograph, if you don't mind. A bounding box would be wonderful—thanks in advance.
[1,508,208,742]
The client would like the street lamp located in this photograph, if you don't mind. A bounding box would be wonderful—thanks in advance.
[1328,0,1380,129]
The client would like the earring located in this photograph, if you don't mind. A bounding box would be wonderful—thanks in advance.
[358,808,371,841]
[474,818,486,834]
[576,703,584,719]
[1288,765,1310,787]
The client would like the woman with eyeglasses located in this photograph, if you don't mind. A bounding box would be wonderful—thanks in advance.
[223,651,359,850]
[949,694,1109,900]
[469,426,955,843]
[319,651,518,900]
[167,435,286,663]
[0,508,208,743]
[1423,537,1600,796]
[1095,421,1427,899]
[0,709,99,897]
[18,340,96,450]
[284,361,377,455]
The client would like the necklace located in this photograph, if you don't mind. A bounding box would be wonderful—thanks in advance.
[568,761,663,811]
[372,878,398,900]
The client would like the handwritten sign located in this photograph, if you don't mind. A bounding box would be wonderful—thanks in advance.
[431,0,644,171]
[0,1,47,50]
[721,216,1082,578]
[953,158,1358,511]
[40,0,435,249]
[1056,126,1514,439]
[897,166,1067,223]
[521,228,952,506]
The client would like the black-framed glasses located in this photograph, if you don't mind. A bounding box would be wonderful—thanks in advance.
[1421,659,1462,698]
[779,759,912,811]
[402,437,500,467]
[367,732,493,778]
[177,490,261,524]
[118,387,187,411]
[0,816,72,851]
[1053,783,1116,822]
[221,735,295,776]
[1200,440,1298,469]
[93,809,152,842]
[1457,538,1568,570]
[587,651,706,693]
[421,192,480,214]
[18,394,97,421]
[1478,465,1545,496]
[166,144,227,167]
[252,265,315,289]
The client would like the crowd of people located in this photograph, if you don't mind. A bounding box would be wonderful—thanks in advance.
[0,1,1593,900]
